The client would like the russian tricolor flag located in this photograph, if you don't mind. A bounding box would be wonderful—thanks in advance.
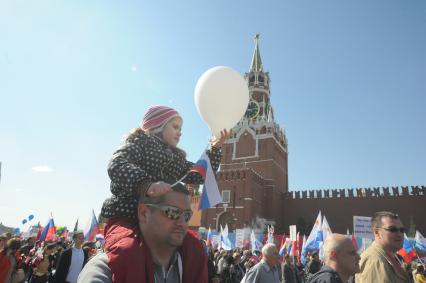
[39,216,56,242]
[206,227,213,246]
[398,233,417,263]
[84,210,99,241]
[279,237,291,256]
[190,152,222,210]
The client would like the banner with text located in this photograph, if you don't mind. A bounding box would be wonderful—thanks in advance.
[353,216,374,239]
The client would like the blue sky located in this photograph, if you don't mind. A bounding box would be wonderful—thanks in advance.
[1,0,425,229]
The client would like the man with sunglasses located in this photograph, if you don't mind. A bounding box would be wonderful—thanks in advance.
[78,184,208,282]
[355,211,411,283]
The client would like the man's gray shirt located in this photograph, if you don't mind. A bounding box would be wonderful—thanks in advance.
[78,253,111,283]
[77,252,182,283]
[243,260,281,283]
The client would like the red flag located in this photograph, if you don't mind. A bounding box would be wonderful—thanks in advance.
[36,227,43,240]
[352,232,358,252]
[291,238,299,257]
[398,247,417,263]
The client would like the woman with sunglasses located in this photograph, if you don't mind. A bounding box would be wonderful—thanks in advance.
[100,105,229,261]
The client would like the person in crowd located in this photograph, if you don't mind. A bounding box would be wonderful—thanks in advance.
[20,236,36,256]
[309,233,360,283]
[356,211,410,282]
[218,254,234,283]
[282,254,297,283]
[293,256,304,283]
[30,242,57,283]
[216,250,229,277]
[82,241,97,260]
[240,249,252,272]
[241,256,259,283]
[78,184,209,282]
[414,264,426,283]
[0,234,7,251]
[199,239,219,283]
[229,252,245,282]
[306,251,322,279]
[0,237,21,283]
[243,243,281,283]
[54,231,88,283]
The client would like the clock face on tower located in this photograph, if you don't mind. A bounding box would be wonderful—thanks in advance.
[244,99,260,119]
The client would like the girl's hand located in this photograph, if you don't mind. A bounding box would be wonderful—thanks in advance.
[146,181,172,197]
[211,129,232,149]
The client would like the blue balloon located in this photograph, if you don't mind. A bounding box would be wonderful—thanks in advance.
[28,214,34,221]
[22,219,27,225]
[14,227,20,234]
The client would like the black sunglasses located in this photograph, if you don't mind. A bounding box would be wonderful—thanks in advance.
[146,204,193,222]
[379,226,405,233]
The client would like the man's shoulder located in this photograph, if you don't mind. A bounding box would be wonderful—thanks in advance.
[249,261,267,273]
[360,242,386,264]
[308,266,343,283]
[59,248,73,258]
[78,252,111,283]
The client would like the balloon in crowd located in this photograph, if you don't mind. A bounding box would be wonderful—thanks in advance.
[194,66,249,138]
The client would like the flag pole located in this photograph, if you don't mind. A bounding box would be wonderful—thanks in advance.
[171,174,187,187]
[416,252,424,264]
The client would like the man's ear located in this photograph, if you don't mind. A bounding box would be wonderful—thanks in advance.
[330,250,337,260]
[373,227,381,239]
[138,203,150,224]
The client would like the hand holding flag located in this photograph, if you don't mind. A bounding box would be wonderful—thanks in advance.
[189,152,222,210]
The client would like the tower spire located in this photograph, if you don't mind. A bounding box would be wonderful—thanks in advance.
[250,33,263,72]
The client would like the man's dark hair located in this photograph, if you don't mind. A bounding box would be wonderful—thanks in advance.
[140,182,189,205]
[72,232,84,240]
[371,211,400,228]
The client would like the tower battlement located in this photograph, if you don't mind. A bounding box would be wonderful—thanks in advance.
[285,185,426,199]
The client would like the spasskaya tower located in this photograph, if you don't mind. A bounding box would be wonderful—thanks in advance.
[199,34,289,232]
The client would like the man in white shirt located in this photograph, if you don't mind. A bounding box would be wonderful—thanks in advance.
[54,231,88,283]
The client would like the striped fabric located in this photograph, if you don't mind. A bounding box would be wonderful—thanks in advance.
[140,105,180,132]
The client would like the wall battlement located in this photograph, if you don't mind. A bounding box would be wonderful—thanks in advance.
[285,186,426,199]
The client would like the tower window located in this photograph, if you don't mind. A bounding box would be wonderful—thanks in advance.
[222,190,231,203]
[249,75,255,83]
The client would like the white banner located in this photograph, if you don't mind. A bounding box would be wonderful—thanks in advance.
[212,234,221,248]
[353,216,374,239]
[289,225,297,241]
[235,229,244,248]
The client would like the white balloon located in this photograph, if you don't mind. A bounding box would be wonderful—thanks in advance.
[195,66,249,137]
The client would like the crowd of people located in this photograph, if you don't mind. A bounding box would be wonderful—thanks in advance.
[1,105,425,283]
[0,231,102,283]
[1,212,425,283]
[201,224,426,283]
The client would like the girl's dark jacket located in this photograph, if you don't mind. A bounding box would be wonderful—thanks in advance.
[101,130,222,219]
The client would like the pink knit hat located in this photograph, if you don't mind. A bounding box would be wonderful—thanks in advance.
[141,105,180,133]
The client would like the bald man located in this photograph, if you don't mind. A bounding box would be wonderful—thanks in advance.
[244,243,281,283]
[309,234,360,283]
